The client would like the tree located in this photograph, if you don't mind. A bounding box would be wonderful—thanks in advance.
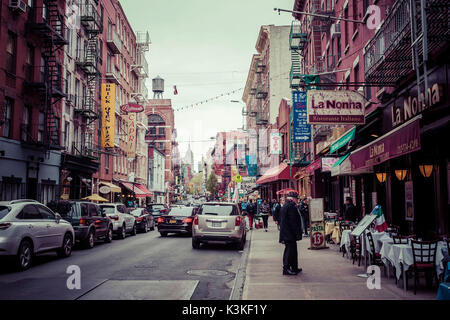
[206,172,218,195]
[187,173,203,195]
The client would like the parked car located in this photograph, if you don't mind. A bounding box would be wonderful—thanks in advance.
[157,206,196,237]
[130,208,155,233]
[99,203,136,239]
[47,200,113,249]
[146,203,168,224]
[0,200,75,271]
[192,202,247,250]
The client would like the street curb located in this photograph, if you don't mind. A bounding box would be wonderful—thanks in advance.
[229,228,252,300]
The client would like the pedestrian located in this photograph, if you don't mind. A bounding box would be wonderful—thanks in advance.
[240,199,248,216]
[343,197,357,222]
[279,192,303,275]
[247,199,256,230]
[260,200,270,232]
[299,197,310,237]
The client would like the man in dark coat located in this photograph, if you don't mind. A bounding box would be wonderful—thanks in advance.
[247,199,256,230]
[279,192,303,275]
[343,197,357,222]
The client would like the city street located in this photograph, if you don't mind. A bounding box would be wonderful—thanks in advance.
[0,230,247,300]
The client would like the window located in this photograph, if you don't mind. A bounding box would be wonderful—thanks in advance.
[22,105,31,141]
[38,112,45,142]
[3,98,13,138]
[25,44,34,82]
[344,7,349,46]
[80,203,89,217]
[337,36,341,58]
[0,206,10,220]
[105,154,109,174]
[6,32,17,74]
[158,127,165,136]
[352,0,359,35]
[64,121,69,149]
[88,204,99,217]
[354,64,360,88]
[36,205,55,220]
[199,204,238,216]
[149,127,156,135]
[19,205,41,220]
[75,79,80,108]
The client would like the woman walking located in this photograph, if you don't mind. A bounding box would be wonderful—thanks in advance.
[260,200,270,232]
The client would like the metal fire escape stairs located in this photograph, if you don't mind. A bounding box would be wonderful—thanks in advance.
[75,3,103,159]
[30,0,68,151]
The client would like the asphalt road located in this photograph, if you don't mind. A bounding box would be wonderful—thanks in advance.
[0,229,248,300]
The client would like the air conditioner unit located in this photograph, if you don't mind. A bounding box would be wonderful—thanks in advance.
[330,23,341,38]
[8,0,27,14]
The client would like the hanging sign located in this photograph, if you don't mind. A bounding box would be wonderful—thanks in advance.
[125,113,137,159]
[270,132,282,154]
[307,90,365,124]
[101,83,116,148]
[293,91,311,142]
[120,103,144,113]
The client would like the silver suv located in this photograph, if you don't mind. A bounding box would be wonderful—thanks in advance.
[99,203,136,239]
[0,200,75,270]
[192,202,247,250]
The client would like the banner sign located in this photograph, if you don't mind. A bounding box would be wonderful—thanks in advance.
[270,132,282,154]
[246,155,258,177]
[292,91,311,142]
[321,157,340,172]
[101,83,116,148]
[307,90,365,124]
[350,118,421,170]
[125,113,137,159]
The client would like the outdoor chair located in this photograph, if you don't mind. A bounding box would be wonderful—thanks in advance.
[409,240,439,295]
[393,235,416,244]
[339,222,353,255]
[366,232,385,271]
[387,225,400,238]
[350,235,362,267]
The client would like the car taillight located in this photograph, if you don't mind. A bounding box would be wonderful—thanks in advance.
[157,217,165,223]
[193,216,199,226]
[160,209,167,214]
[183,217,193,224]
[0,223,11,230]
[235,216,242,227]
[80,218,86,225]
[136,217,143,222]
[110,215,119,221]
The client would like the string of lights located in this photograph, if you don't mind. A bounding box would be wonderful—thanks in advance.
[174,88,244,112]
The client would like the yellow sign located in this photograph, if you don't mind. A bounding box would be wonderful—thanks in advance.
[235,175,242,183]
[101,83,116,148]
[125,113,137,159]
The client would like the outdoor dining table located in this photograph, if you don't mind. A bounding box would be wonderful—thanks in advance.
[380,240,447,292]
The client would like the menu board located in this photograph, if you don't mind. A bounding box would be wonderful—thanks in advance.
[351,214,377,237]
[309,198,324,222]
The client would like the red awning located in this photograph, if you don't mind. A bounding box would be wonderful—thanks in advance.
[256,163,298,185]
[121,182,150,198]
[136,184,153,198]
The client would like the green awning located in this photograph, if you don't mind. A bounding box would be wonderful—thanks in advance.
[332,153,350,168]
[330,128,356,154]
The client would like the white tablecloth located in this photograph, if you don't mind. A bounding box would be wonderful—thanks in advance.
[340,230,388,254]
[380,241,447,280]
[340,230,352,249]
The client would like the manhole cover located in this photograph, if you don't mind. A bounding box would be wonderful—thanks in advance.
[187,269,229,277]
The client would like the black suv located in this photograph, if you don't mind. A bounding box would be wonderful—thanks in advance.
[47,201,113,249]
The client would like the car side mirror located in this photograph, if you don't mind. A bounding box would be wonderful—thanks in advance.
[55,213,62,223]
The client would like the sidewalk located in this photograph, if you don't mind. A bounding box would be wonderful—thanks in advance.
[242,223,437,300]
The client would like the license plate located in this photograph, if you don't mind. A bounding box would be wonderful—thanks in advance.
[170,220,177,224]
[212,221,221,228]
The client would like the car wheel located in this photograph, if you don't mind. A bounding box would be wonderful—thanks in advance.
[57,233,73,258]
[104,226,113,243]
[142,222,148,233]
[83,230,95,249]
[192,237,200,249]
[131,223,137,236]
[119,224,126,239]
[160,232,168,237]
[17,239,33,271]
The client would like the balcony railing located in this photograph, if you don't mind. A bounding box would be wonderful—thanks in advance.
[80,4,102,33]
[364,0,450,84]
[71,142,97,159]
[132,53,149,78]
[107,31,122,54]
[105,67,121,85]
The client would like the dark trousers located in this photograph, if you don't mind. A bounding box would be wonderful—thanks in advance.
[261,215,269,229]
[248,214,254,228]
[283,241,298,271]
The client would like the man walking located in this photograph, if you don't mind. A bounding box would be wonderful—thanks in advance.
[279,192,303,275]
[299,197,309,237]
[247,199,256,230]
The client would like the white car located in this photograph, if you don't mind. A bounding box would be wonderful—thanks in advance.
[0,200,75,271]
[99,203,136,239]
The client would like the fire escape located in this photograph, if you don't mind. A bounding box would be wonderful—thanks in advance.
[74,3,103,159]
[364,0,450,98]
[255,58,268,126]
[26,0,68,150]
[131,31,151,104]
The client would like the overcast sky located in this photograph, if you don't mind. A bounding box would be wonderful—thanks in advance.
[121,0,294,166]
